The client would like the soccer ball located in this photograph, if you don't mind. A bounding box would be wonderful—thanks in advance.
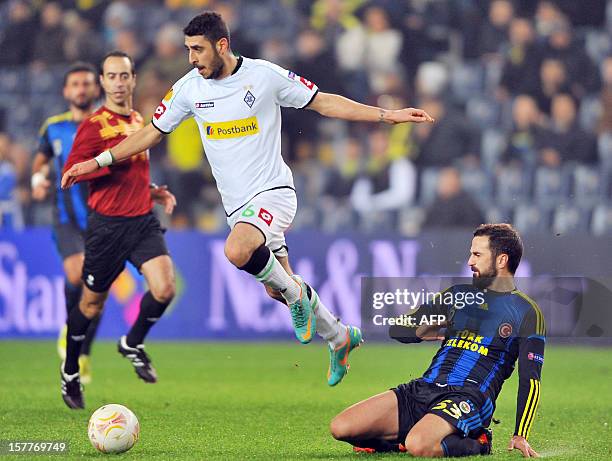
[88,404,140,454]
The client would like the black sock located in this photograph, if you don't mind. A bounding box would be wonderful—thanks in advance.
[64,307,92,375]
[80,314,101,356]
[351,439,403,453]
[64,281,82,315]
[441,434,488,457]
[238,244,271,275]
[126,291,170,347]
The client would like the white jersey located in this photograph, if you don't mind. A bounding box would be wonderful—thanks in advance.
[151,56,318,215]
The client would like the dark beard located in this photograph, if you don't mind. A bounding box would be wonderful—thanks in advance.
[72,99,94,111]
[203,53,225,80]
[472,263,498,290]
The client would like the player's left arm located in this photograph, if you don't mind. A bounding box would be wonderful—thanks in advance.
[149,183,177,215]
[510,306,546,458]
[307,92,434,124]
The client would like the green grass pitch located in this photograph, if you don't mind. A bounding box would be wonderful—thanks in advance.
[0,341,610,460]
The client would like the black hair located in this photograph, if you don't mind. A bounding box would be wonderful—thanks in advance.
[183,12,230,45]
[473,223,523,274]
[100,51,136,75]
[63,61,97,86]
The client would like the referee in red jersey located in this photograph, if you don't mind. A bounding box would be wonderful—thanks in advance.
[60,51,177,409]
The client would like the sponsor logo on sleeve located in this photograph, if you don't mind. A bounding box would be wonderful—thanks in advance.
[527,352,544,364]
[203,116,260,140]
[258,208,273,226]
[153,102,166,120]
[299,76,315,90]
[498,322,513,338]
[195,102,215,108]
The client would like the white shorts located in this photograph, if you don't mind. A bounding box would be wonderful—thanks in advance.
[227,187,297,258]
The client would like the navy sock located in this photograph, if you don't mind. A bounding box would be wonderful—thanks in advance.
[64,281,82,315]
[64,307,91,375]
[80,314,101,356]
[352,439,403,452]
[126,291,170,347]
[441,434,488,457]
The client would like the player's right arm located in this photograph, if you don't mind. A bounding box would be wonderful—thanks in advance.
[62,83,192,189]
[388,287,452,343]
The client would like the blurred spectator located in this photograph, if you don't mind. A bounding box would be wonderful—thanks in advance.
[0,0,35,66]
[412,98,480,168]
[336,5,402,95]
[310,0,363,44]
[414,62,449,100]
[113,29,150,69]
[351,128,416,222]
[63,11,105,64]
[498,18,541,97]
[532,58,571,114]
[423,167,484,229]
[540,20,600,97]
[0,133,25,229]
[478,0,514,58]
[598,56,612,134]
[322,136,362,202]
[538,94,598,167]
[140,23,188,84]
[214,1,257,58]
[32,2,67,66]
[534,1,565,38]
[503,94,545,167]
[103,1,137,45]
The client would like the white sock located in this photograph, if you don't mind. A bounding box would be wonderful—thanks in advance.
[311,290,348,349]
[254,250,301,304]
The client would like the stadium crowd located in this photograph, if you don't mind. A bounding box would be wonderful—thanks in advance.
[0,0,611,235]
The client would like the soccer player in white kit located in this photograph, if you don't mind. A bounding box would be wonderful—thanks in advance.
[62,12,435,386]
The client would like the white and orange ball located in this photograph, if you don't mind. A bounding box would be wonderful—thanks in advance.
[88,404,140,454]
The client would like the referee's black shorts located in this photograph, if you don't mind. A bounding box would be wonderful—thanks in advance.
[82,211,169,293]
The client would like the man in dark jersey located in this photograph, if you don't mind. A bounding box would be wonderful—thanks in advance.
[59,51,177,410]
[32,62,101,383]
[330,224,545,458]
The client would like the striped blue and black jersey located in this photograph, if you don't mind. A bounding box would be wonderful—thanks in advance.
[390,284,545,440]
[38,112,89,229]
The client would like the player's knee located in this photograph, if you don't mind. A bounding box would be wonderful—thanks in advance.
[66,272,82,287]
[79,299,103,319]
[224,240,252,267]
[329,415,353,441]
[404,433,436,458]
[150,281,175,304]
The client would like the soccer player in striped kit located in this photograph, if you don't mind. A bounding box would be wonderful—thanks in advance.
[331,224,545,458]
[32,62,101,384]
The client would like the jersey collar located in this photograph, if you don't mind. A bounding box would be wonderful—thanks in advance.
[231,55,243,76]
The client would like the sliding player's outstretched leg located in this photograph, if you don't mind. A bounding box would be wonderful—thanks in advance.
[120,254,175,383]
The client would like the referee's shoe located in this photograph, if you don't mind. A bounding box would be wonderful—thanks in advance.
[117,336,158,383]
[60,362,84,409]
